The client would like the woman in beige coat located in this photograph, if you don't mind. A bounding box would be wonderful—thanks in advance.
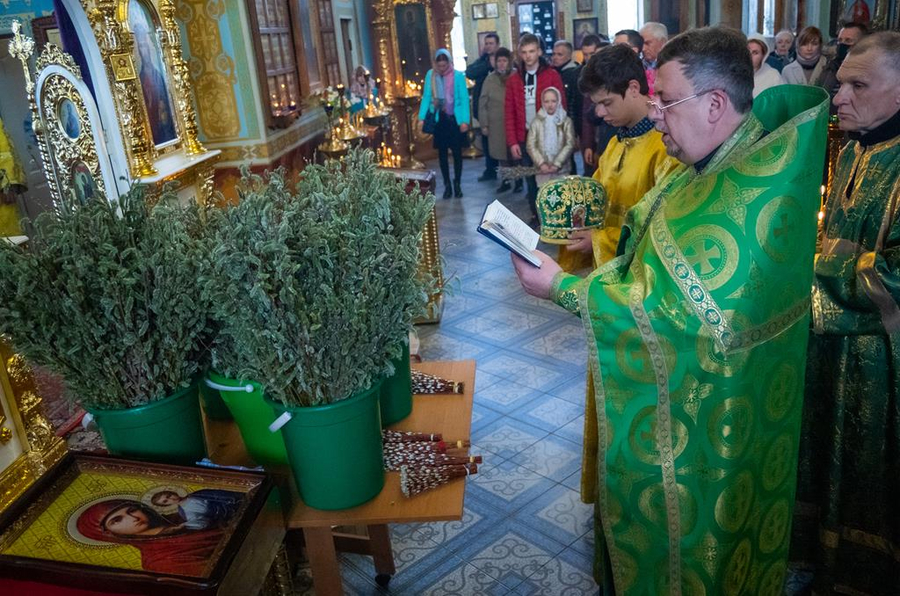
[526,86,576,187]
[477,48,517,192]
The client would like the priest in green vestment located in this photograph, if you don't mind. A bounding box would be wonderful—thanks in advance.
[790,31,900,596]
[512,27,829,594]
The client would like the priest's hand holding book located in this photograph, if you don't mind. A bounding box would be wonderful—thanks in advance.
[511,251,561,300]
[476,199,561,300]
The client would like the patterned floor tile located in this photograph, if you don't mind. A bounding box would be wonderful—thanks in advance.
[505,291,572,315]
[461,266,527,299]
[475,370,506,393]
[570,525,595,558]
[477,352,570,391]
[512,547,599,595]
[560,468,583,493]
[451,306,553,344]
[547,374,588,407]
[512,484,594,547]
[455,518,569,590]
[396,556,510,595]
[509,394,583,433]
[337,561,385,595]
[472,416,548,459]
[471,402,504,433]
[520,322,589,363]
[508,434,582,482]
[418,330,494,361]
[440,290,496,324]
[341,526,447,581]
[442,257,501,280]
[416,491,508,553]
[475,381,540,414]
[554,414,585,446]
[467,458,557,514]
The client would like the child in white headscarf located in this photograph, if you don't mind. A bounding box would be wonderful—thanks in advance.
[525,87,576,187]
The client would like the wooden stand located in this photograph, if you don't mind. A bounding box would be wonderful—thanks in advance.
[204,360,475,595]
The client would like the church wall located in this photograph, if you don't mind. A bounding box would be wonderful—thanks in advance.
[458,0,610,62]
[174,0,328,197]
[175,0,261,145]
[0,0,55,36]
[353,0,374,69]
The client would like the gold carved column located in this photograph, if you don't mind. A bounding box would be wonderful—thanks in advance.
[372,1,397,104]
[85,0,159,177]
[157,0,205,155]
[0,340,66,515]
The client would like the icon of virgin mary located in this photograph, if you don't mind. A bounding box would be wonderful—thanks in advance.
[69,496,227,577]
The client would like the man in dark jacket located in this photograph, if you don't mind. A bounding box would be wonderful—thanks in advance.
[551,40,582,174]
[551,40,582,127]
[505,34,565,221]
[466,32,500,181]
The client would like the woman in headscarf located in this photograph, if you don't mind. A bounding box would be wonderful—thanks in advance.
[766,29,796,73]
[782,26,828,86]
[418,48,470,198]
[74,498,226,577]
[525,86,575,187]
[478,47,520,194]
[748,34,785,97]
[350,65,375,100]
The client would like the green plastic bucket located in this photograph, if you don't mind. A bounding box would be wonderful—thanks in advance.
[380,342,412,426]
[206,371,288,466]
[86,378,206,464]
[199,374,233,420]
[267,382,384,510]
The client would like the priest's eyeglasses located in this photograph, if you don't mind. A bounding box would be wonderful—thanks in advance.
[647,89,715,113]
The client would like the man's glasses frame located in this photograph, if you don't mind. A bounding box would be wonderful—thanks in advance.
[647,89,716,114]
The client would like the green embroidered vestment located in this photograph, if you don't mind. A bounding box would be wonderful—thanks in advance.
[550,86,830,595]
[791,126,900,596]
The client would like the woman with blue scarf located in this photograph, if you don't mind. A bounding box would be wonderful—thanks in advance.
[419,48,470,198]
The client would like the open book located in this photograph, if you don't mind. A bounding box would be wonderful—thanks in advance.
[476,200,541,267]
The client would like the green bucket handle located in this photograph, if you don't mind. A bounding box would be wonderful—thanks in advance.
[269,412,292,432]
[204,378,256,393]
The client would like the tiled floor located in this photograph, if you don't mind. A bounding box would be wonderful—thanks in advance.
[319,158,598,595]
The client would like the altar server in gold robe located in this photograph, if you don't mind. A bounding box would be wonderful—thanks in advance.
[0,116,25,236]
[569,44,679,268]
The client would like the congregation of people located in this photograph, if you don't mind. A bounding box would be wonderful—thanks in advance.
[412,20,868,216]
[466,18,896,596]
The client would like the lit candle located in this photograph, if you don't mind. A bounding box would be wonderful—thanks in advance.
[818,185,826,222]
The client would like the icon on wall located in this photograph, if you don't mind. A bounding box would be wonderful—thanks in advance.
[57,98,80,140]
[573,17,599,50]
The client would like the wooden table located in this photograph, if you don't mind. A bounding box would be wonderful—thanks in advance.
[204,360,476,595]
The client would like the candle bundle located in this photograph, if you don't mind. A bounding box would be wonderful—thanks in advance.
[411,370,464,394]
[383,429,480,497]
[385,449,481,472]
[383,430,442,443]
[400,463,478,497]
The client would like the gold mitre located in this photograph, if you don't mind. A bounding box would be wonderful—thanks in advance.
[536,176,608,244]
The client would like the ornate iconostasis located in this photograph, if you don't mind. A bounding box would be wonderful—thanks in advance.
[5,0,220,218]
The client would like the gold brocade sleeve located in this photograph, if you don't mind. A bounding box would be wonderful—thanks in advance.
[551,271,582,315]
[812,247,900,335]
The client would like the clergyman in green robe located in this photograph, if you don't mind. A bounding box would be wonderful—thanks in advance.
[790,31,900,596]
[512,27,829,594]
